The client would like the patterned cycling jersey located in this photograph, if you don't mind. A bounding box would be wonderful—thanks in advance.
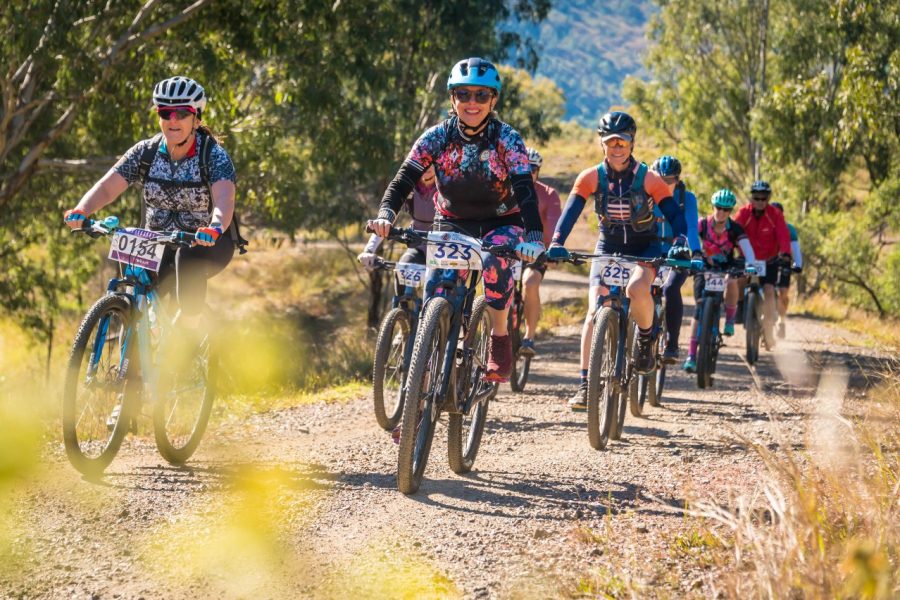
[405,117,532,221]
[114,132,236,232]
[699,216,747,261]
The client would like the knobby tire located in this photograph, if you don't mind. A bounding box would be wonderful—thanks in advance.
[587,307,618,450]
[372,307,411,430]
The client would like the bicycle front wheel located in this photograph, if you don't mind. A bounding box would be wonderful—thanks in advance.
[611,320,635,441]
[587,307,618,451]
[397,297,450,494]
[508,294,531,392]
[62,294,137,477]
[697,296,718,389]
[448,296,492,474]
[745,292,761,365]
[373,307,411,431]
[153,332,216,465]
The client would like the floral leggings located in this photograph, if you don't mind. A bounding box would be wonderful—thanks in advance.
[425,224,523,310]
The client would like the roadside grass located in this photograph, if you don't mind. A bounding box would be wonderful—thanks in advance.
[674,361,900,599]
[792,292,900,350]
[538,296,588,335]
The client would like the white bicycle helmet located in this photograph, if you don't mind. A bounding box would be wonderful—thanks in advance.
[527,147,543,168]
[152,76,207,112]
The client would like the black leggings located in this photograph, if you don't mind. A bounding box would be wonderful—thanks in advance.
[157,235,234,316]
[664,270,688,351]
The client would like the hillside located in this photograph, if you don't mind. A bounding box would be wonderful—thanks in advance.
[507,0,656,124]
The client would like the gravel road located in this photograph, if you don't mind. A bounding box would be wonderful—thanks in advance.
[3,270,885,599]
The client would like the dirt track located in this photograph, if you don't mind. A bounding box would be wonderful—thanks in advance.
[3,270,886,599]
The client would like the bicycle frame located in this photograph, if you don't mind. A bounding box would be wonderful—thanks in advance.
[424,267,487,414]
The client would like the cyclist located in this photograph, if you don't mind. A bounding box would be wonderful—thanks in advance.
[519,147,562,356]
[770,201,803,339]
[358,165,436,268]
[367,57,544,383]
[546,111,695,410]
[733,180,791,348]
[64,76,237,326]
[650,155,702,364]
[683,189,757,372]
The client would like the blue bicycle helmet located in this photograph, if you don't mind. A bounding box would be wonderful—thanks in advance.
[770,201,784,212]
[447,58,502,93]
[651,155,682,178]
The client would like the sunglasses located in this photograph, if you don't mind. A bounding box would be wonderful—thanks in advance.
[661,175,679,184]
[750,195,770,201]
[157,106,196,120]
[715,206,733,212]
[602,138,629,149]
[452,89,494,104]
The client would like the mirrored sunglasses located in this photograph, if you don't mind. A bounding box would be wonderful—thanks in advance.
[452,89,494,104]
[157,106,196,120]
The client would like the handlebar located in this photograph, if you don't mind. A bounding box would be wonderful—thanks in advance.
[367,225,543,262]
[547,250,695,271]
[73,217,197,248]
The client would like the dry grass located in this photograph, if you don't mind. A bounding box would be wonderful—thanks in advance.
[682,362,900,599]
[792,292,900,350]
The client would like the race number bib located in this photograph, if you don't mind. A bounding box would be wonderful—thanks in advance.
[750,260,767,277]
[108,228,165,272]
[426,231,484,270]
[652,266,672,287]
[511,260,523,282]
[704,272,727,292]
[395,262,426,288]
[599,259,638,287]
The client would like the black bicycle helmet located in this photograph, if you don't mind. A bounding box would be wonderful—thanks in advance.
[597,111,636,141]
[750,180,772,195]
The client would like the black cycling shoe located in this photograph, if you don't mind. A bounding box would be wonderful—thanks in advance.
[634,334,656,375]
[662,346,679,365]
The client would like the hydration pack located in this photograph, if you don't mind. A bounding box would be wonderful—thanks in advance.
[138,133,248,254]
[595,161,655,233]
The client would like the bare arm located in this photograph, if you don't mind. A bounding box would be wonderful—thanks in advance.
[209,179,235,230]
[73,169,129,215]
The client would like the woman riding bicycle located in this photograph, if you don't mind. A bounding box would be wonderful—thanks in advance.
[683,189,756,372]
[546,111,694,410]
[63,76,238,327]
[367,57,544,383]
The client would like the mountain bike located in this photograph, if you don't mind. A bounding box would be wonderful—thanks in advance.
[629,266,671,415]
[694,264,747,388]
[377,227,517,494]
[548,252,690,450]
[507,260,531,392]
[371,258,425,431]
[63,217,216,476]
[743,261,767,365]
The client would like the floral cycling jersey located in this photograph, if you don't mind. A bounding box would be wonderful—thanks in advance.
[114,131,236,232]
[378,116,543,244]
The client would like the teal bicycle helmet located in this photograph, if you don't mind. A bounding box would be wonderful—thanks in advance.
[711,189,737,209]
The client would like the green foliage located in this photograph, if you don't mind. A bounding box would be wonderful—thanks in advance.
[0,0,550,340]
[625,0,900,316]
[496,65,565,144]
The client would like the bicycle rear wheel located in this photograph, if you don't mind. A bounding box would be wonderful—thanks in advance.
[397,297,450,494]
[587,307,618,450]
[697,296,718,389]
[153,331,216,465]
[508,293,531,392]
[63,294,137,477]
[745,292,761,365]
[373,307,411,431]
[448,296,492,474]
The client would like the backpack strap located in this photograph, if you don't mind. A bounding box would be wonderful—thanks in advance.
[137,134,164,227]
[631,162,648,194]
[197,133,248,254]
[596,162,609,219]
